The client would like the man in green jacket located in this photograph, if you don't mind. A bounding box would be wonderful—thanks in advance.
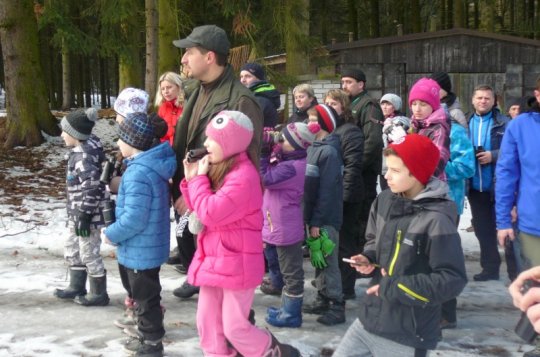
[341,68,384,251]
[171,25,263,298]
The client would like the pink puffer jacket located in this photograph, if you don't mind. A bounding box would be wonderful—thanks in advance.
[180,152,264,289]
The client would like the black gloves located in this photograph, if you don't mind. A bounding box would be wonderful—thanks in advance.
[75,212,92,237]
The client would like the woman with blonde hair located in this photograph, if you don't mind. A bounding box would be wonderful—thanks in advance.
[155,72,184,145]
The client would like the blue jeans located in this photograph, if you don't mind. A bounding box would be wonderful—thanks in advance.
[264,244,284,289]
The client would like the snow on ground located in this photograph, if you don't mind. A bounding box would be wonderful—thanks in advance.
[0,118,535,356]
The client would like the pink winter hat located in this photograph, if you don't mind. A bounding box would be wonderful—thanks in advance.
[408,78,441,111]
[205,110,254,159]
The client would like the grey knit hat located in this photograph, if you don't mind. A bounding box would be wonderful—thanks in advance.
[61,108,98,140]
[380,93,403,112]
[282,122,316,150]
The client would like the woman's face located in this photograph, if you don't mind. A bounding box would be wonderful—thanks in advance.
[294,92,313,111]
[160,80,180,102]
[380,101,396,118]
[324,97,344,116]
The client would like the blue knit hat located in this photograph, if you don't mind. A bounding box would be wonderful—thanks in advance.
[118,112,154,151]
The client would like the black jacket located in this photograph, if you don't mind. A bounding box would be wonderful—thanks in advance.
[359,179,467,350]
[249,81,280,128]
[334,122,364,203]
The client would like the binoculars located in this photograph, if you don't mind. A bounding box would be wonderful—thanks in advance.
[515,279,540,343]
[187,148,209,163]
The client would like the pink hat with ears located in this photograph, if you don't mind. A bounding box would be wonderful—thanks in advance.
[205,111,254,159]
[408,78,441,111]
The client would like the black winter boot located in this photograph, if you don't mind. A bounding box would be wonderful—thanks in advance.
[54,266,87,299]
[302,293,329,315]
[317,300,345,326]
[263,332,300,357]
[74,270,110,306]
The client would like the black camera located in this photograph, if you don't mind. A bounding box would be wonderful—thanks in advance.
[187,148,209,163]
[102,200,116,227]
[100,158,116,184]
[515,279,540,343]
[475,145,485,155]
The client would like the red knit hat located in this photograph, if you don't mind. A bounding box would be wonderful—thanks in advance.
[313,104,338,133]
[387,134,440,185]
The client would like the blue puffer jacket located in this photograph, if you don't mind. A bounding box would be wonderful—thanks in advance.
[105,143,177,270]
[445,121,475,215]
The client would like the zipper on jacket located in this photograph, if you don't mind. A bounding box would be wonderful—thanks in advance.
[266,210,274,232]
[477,117,483,191]
[397,283,430,303]
[388,229,403,276]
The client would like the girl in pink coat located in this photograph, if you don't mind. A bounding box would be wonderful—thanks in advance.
[180,111,300,357]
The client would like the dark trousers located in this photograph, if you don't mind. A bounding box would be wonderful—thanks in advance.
[358,171,378,251]
[467,189,501,275]
[176,224,196,269]
[118,264,165,341]
[264,244,284,290]
[265,241,305,295]
[441,214,460,323]
[339,201,363,296]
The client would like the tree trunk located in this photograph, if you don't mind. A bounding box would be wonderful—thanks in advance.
[346,0,358,40]
[369,0,380,37]
[454,0,465,28]
[158,0,179,74]
[0,0,59,148]
[283,0,309,77]
[145,0,158,106]
[411,0,421,32]
[479,0,495,32]
[61,37,71,110]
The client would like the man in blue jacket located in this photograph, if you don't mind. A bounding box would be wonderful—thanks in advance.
[466,85,509,281]
[497,75,540,357]
[497,76,540,267]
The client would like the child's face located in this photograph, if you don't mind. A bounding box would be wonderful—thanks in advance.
[324,97,344,115]
[411,100,433,120]
[294,92,313,111]
[115,113,125,124]
[384,154,421,198]
[308,114,326,139]
[61,131,79,147]
[203,137,224,164]
[117,139,136,158]
[380,101,396,118]
[281,137,295,152]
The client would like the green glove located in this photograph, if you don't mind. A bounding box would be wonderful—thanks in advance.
[319,229,336,257]
[306,236,327,269]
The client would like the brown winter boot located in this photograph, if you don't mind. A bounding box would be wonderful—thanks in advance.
[263,332,300,357]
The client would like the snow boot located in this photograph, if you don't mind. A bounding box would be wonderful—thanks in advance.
[263,331,300,357]
[74,270,110,306]
[54,265,87,299]
[266,293,303,328]
[172,281,199,298]
[124,337,164,357]
[316,299,345,326]
[302,293,329,315]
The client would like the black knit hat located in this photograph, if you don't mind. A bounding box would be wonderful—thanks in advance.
[118,112,155,151]
[430,71,452,93]
[341,68,366,82]
[61,108,98,140]
[241,63,265,80]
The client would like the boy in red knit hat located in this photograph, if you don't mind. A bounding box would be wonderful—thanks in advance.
[335,134,467,356]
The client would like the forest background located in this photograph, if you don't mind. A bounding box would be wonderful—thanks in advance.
[0,0,539,149]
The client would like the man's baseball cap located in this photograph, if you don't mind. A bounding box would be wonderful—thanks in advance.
[173,25,230,55]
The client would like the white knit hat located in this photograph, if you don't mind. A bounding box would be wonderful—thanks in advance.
[114,88,149,118]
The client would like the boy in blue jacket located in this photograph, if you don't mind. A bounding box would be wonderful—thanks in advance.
[302,104,345,326]
[102,112,176,357]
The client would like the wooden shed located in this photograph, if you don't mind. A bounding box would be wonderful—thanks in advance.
[325,27,540,113]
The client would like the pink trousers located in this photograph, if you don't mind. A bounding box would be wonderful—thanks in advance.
[197,285,271,357]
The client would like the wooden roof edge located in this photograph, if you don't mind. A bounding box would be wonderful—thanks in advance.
[326,27,540,51]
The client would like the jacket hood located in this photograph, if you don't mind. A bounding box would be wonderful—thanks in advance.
[76,135,105,159]
[128,142,177,181]
[414,178,455,218]
[313,133,341,152]
[250,81,281,109]
[412,107,450,132]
